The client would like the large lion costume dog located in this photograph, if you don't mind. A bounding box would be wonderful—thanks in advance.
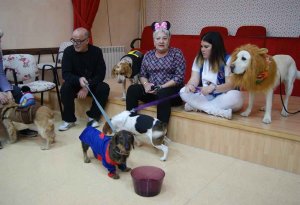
[230,44,300,123]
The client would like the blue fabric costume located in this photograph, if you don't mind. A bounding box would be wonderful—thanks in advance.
[19,92,35,108]
[79,126,126,176]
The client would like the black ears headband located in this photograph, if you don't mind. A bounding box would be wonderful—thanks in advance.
[151,21,171,31]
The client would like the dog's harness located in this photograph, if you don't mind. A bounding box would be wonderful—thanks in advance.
[1,104,40,124]
[121,50,143,78]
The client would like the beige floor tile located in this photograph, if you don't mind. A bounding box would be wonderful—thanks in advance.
[1,114,300,205]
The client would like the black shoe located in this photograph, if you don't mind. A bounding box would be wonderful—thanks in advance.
[0,141,3,149]
[18,129,38,137]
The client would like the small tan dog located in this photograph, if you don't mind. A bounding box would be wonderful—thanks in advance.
[111,50,143,100]
[1,100,55,149]
[230,44,300,123]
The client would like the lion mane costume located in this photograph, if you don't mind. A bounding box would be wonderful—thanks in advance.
[230,44,277,92]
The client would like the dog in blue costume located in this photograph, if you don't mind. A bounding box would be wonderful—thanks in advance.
[79,126,134,179]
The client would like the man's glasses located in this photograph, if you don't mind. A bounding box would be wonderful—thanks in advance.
[70,38,88,45]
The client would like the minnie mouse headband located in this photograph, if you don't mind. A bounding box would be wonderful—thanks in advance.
[151,21,171,31]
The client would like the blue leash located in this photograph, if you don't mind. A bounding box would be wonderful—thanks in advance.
[85,84,116,133]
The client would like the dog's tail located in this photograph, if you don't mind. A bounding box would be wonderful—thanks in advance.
[102,121,113,134]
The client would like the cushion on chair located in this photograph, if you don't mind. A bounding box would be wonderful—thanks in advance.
[235,26,267,37]
[200,26,228,39]
[19,81,56,93]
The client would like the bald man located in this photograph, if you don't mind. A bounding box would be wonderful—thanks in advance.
[59,27,110,131]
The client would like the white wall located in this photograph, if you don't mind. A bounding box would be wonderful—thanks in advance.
[146,0,300,37]
[0,0,140,52]
[0,0,73,49]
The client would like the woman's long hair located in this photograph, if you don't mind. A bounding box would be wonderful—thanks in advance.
[196,32,227,73]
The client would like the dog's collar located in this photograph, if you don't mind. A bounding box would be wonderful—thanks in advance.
[112,146,130,156]
[256,55,271,84]
[120,57,132,66]
[256,71,269,84]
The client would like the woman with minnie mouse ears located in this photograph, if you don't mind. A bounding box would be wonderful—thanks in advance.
[126,21,186,124]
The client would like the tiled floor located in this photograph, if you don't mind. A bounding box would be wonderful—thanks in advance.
[1,116,300,205]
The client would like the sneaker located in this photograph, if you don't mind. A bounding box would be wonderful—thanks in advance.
[18,129,38,137]
[59,121,75,131]
[184,103,197,112]
[87,118,100,128]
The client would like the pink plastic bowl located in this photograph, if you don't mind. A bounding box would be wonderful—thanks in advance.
[131,166,165,197]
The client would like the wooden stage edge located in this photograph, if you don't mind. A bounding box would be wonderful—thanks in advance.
[46,80,300,175]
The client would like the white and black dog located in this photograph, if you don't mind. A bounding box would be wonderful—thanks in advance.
[111,50,143,100]
[102,111,169,161]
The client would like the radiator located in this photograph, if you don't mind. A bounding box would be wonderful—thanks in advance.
[100,46,125,79]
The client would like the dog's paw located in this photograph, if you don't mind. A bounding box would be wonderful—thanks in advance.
[240,110,251,117]
[121,96,126,101]
[281,109,289,117]
[262,116,272,124]
[7,138,17,144]
[108,172,120,179]
[160,156,167,161]
[40,145,50,150]
[121,167,131,172]
[84,156,91,163]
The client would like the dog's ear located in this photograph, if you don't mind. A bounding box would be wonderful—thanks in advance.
[111,131,119,146]
[124,63,133,78]
[111,65,117,78]
[125,131,135,149]
[102,122,113,134]
[258,48,268,55]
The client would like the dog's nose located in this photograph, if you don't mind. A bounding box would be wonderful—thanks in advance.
[230,64,235,73]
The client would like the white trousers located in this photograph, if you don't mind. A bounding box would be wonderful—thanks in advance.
[179,87,244,115]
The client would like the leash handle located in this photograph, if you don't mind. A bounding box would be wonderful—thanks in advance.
[85,84,116,133]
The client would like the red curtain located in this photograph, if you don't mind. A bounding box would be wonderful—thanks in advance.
[72,0,100,44]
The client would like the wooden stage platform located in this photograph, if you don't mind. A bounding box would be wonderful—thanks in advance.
[36,79,300,174]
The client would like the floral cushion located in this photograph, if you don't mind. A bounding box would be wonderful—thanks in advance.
[3,54,39,83]
[19,80,56,93]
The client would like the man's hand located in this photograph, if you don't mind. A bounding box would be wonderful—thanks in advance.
[77,87,88,99]
[79,77,88,88]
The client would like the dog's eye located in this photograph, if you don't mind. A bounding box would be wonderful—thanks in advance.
[242,56,247,61]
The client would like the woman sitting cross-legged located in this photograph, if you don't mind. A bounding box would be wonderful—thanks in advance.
[180,31,244,119]
[126,21,185,124]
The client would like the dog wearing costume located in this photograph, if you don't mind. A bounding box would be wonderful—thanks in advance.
[230,44,300,123]
[79,126,135,179]
[102,111,169,161]
[111,50,143,100]
[1,99,55,149]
